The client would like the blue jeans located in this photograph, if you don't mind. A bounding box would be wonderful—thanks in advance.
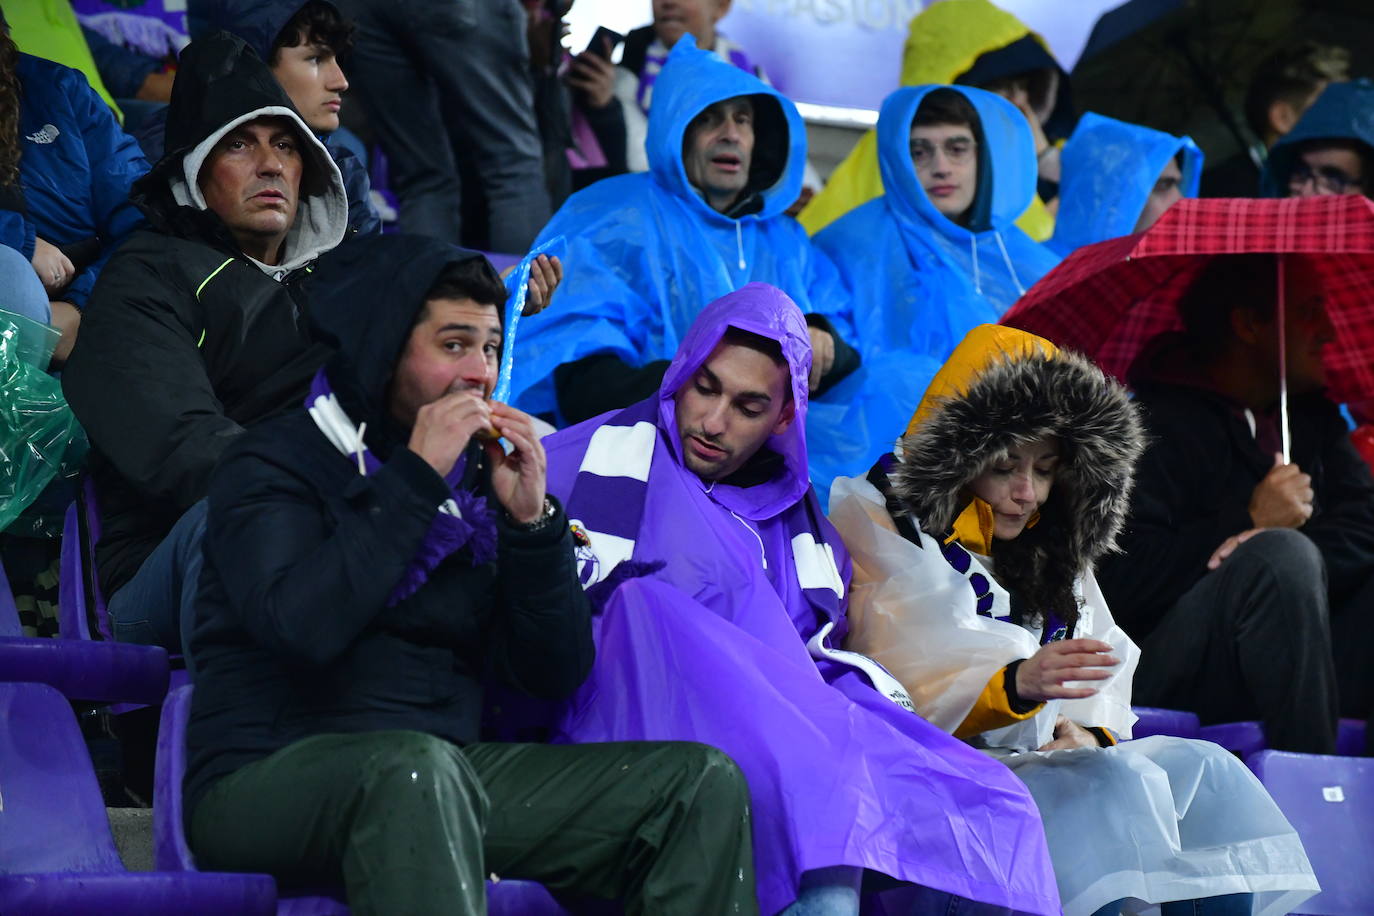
[1092,894,1253,916]
[0,243,52,325]
[106,500,207,667]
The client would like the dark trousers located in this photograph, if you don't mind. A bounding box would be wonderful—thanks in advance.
[337,0,552,252]
[1133,529,1340,754]
[190,731,758,916]
[106,499,207,665]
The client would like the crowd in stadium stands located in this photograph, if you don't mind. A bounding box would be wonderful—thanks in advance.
[5,0,1374,913]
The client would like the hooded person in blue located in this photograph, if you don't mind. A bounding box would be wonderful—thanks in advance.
[510,34,858,426]
[806,85,1059,496]
[136,0,380,237]
[1048,113,1202,258]
[1261,79,1374,199]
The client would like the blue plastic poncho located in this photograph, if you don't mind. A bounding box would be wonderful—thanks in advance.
[1048,113,1202,258]
[805,85,1059,496]
[508,34,853,421]
[1261,79,1374,197]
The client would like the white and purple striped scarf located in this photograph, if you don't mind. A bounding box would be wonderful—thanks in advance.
[305,369,497,606]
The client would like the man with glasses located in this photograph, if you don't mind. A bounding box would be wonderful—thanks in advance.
[1261,79,1373,199]
[805,85,1060,489]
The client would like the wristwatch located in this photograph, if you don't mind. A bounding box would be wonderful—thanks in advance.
[512,496,558,532]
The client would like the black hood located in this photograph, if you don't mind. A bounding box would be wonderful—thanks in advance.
[189,0,331,64]
[132,31,347,263]
[305,234,500,440]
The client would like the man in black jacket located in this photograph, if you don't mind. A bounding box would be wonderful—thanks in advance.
[183,234,757,915]
[62,31,351,653]
[1098,253,1374,754]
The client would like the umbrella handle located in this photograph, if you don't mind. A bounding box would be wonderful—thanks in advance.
[1278,255,1290,465]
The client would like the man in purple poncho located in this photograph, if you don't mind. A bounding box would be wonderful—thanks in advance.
[542,282,1061,916]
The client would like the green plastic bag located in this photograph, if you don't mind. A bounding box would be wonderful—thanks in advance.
[0,309,84,534]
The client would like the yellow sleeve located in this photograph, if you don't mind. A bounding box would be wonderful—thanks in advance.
[953,665,1044,739]
[797,130,884,236]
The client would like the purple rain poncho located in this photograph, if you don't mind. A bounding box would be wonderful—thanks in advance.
[542,283,1060,916]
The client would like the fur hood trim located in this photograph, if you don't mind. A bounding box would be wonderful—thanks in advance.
[894,347,1143,573]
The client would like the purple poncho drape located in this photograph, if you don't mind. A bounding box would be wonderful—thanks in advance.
[542,284,1059,916]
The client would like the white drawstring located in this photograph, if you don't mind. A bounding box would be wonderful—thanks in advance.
[970,235,982,294]
[353,422,368,475]
[994,231,1025,297]
[735,220,746,271]
[730,508,768,571]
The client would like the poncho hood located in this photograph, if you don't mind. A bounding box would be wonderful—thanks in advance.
[1049,113,1203,257]
[646,34,804,222]
[1261,78,1374,197]
[305,234,501,440]
[894,324,1143,576]
[658,282,813,519]
[132,30,346,272]
[878,84,1038,241]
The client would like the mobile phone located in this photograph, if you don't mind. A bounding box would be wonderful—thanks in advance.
[585,26,624,59]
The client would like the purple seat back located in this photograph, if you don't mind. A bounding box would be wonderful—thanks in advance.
[1248,750,1374,915]
[1337,720,1367,757]
[0,681,125,873]
[1129,706,1202,739]
[59,500,93,640]
[1199,720,1267,758]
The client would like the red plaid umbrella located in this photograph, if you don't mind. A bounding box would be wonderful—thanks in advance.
[1001,195,1374,458]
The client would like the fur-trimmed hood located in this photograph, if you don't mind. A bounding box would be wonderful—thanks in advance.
[894,325,1143,576]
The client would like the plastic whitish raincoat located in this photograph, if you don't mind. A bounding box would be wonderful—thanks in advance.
[508,34,853,422]
[830,324,1319,916]
[805,85,1059,497]
[541,288,1062,916]
[798,0,1062,241]
[1048,113,1203,258]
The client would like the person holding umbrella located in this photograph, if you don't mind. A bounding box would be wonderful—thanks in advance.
[1002,192,1374,756]
[1096,252,1373,754]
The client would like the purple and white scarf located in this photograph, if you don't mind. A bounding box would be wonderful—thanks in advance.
[636,34,764,114]
[305,369,497,605]
[562,398,915,711]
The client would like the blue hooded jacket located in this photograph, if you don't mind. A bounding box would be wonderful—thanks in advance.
[509,35,853,420]
[1048,113,1202,258]
[134,0,380,236]
[0,53,148,309]
[805,85,1060,498]
[815,85,1059,365]
[1261,79,1374,197]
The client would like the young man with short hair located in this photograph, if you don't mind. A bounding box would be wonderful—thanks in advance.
[139,0,381,235]
[538,282,1061,916]
[1202,40,1350,196]
[184,233,758,916]
[807,85,1060,489]
[1098,253,1374,754]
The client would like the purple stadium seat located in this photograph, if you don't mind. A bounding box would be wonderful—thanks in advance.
[1199,720,1367,759]
[1248,750,1374,915]
[0,681,276,915]
[155,685,574,916]
[1199,720,1268,758]
[1129,706,1202,739]
[1,551,169,705]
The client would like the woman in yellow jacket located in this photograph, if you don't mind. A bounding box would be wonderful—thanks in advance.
[800,0,1069,241]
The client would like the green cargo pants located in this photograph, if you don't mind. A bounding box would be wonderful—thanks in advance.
[190,731,758,916]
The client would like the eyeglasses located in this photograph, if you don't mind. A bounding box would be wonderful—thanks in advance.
[1288,161,1362,195]
[909,137,977,170]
